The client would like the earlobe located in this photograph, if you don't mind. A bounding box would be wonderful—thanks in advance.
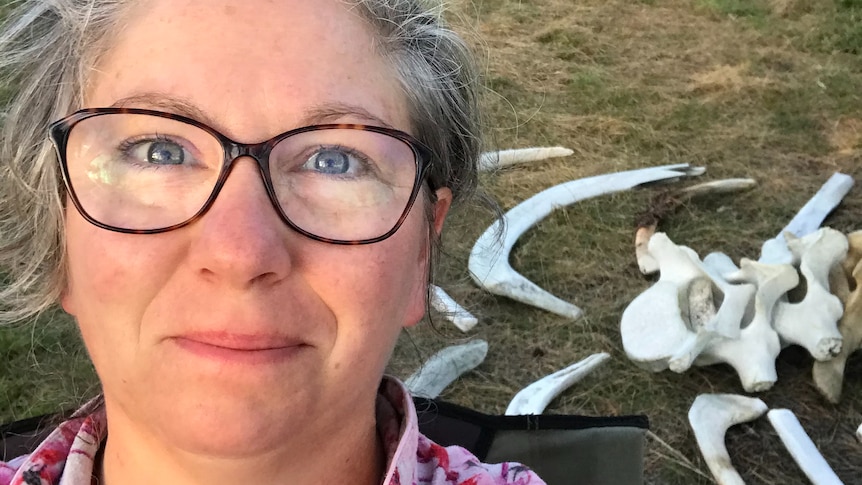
[60,286,76,316]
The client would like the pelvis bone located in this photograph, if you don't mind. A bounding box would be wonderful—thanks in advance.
[471,164,703,319]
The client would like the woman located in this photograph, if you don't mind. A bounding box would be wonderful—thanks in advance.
[0,0,545,484]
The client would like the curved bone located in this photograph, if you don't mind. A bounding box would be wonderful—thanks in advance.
[505,352,610,415]
[405,339,488,399]
[760,173,854,264]
[857,423,862,443]
[429,285,479,332]
[767,409,843,485]
[688,394,768,485]
[772,228,846,360]
[470,164,704,319]
[695,259,795,392]
[622,233,754,373]
[478,147,574,171]
[814,231,862,402]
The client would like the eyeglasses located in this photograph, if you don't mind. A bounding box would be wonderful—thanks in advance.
[49,108,434,244]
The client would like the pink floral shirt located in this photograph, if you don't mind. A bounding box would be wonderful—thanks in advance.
[1,377,544,485]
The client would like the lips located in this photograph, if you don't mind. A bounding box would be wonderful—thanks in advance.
[170,331,309,364]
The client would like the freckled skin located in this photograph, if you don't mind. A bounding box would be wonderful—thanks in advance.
[61,0,452,484]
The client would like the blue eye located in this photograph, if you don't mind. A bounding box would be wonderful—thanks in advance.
[312,149,351,174]
[146,141,185,165]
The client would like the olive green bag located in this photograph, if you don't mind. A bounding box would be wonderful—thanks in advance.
[414,397,649,485]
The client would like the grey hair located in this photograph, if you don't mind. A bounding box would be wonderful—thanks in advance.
[0,0,485,324]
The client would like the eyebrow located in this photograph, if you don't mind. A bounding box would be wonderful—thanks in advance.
[110,93,398,131]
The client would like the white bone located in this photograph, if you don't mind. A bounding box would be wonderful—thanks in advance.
[695,259,795,392]
[505,352,610,415]
[688,394,768,485]
[635,225,659,275]
[478,147,574,171]
[857,423,862,443]
[814,231,862,403]
[470,164,704,319]
[767,409,844,485]
[405,339,488,399]
[429,285,479,332]
[622,233,754,373]
[760,173,854,264]
[772,228,846,360]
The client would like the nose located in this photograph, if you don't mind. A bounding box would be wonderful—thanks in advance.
[185,156,292,289]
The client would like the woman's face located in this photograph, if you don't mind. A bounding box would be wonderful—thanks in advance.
[62,0,451,455]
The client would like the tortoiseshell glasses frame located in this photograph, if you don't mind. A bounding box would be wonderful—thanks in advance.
[49,107,435,245]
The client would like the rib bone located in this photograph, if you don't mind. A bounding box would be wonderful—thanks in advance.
[478,147,574,171]
[759,173,854,265]
[405,339,488,399]
[505,352,610,415]
[688,394,768,485]
[470,164,704,319]
[429,285,479,332]
[767,409,844,485]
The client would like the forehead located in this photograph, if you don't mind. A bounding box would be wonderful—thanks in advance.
[86,0,411,139]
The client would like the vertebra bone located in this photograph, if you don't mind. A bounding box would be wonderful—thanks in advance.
[814,231,862,403]
[405,339,488,399]
[505,352,610,415]
[767,409,843,485]
[772,228,846,361]
[688,394,768,485]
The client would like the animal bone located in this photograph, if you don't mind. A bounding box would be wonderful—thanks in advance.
[470,163,704,319]
[622,233,754,373]
[814,231,862,402]
[759,173,854,264]
[688,394,768,485]
[478,147,574,171]
[429,285,479,332]
[505,352,610,415]
[405,339,488,399]
[635,178,757,275]
[772,228,846,361]
[767,409,843,485]
[695,259,795,392]
[857,423,862,443]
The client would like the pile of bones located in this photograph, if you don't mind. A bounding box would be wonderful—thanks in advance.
[406,149,860,485]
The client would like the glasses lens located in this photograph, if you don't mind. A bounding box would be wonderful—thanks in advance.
[269,128,419,241]
[64,113,223,231]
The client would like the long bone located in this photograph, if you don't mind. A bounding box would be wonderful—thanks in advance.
[772,228,846,361]
[813,231,862,402]
[405,339,488,399]
[688,394,768,485]
[767,409,844,485]
[759,173,854,265]
[694,259,795,392]
[429,285,479,332]
[621,233,754,373]
[505,352,610,415]
[470,164,704,319]
[478,147,574,172]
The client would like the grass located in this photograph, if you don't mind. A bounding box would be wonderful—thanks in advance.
[2,0,862,484]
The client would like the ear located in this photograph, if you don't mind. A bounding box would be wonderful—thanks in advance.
[61,286,77,316]
[404,187,453,328]
[431,187,453,236]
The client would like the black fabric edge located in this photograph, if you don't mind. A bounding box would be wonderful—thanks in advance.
[413,397,650,431]
[0,413,59,437]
